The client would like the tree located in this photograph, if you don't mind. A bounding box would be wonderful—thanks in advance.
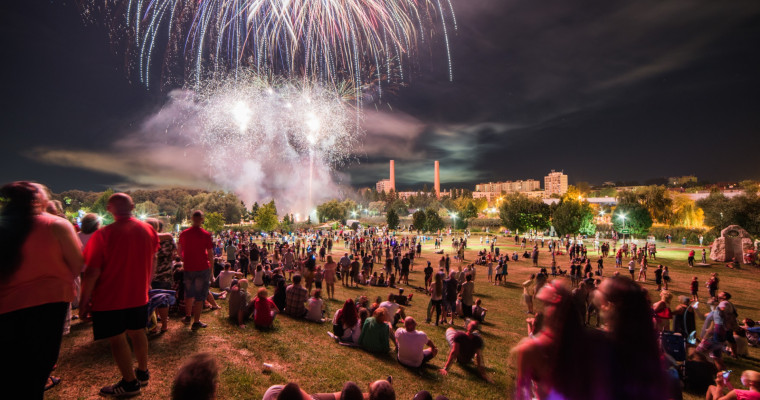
[135,201,159,218]
[367,201,386,216]
[386,209,400,230]
[698,193,735,231]
[412,210,427,232]
[498,193,551,233]
[387,198,409,216]
[203,212,225,233]
[250,202,260,221]
[316,200,348,223]
[463,201,479,219]
[671,194,704,228]
[425,209,445,233]
[637,185,673,224]
[612,203,653,236]
[91,189,115,225]
[256,202,279,232]
[552,199,593,237]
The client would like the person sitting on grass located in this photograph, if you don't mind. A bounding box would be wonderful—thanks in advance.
[332,299,361,343]
[439,320,493,383]
[305,289,326,323]
[228,279,254,328]
[262,379,394,400]
[253,287,279,329]
[472,299,488,323]
[359,307,397,354]
[705,370,760,400]
[395,317,438,368]
[215,263,242,291]
[284,274,308,318]
[171,353,219,400]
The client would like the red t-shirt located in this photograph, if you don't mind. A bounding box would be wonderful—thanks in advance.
[83,217,159,311]
[179,226,214,272]
[254,297,276,326]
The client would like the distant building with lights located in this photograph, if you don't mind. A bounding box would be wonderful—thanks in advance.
[544,170,568,197]
[376,179,393,194]
[473,179,542,201]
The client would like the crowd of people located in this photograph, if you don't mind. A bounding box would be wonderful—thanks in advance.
[1,181,758,400]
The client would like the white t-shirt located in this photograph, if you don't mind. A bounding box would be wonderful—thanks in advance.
[218,270,237,290]
[253,269,264,286]
[379,301,399,319]
[305,298,323,322]
[395,328,429,367]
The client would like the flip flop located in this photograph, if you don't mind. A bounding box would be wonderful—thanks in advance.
[44,376,61,391]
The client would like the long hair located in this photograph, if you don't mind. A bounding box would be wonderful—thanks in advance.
[0,182,39,280]
[602,276,667,400]
[539,281,590,399]
[341,299,358,327]
[433,272,443,298]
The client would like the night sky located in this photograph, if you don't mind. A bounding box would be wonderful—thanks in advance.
[2,0,760,193]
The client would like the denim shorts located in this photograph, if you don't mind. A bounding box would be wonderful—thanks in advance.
[184,269,211,301]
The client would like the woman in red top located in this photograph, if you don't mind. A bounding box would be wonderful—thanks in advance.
[653,291,674,331]
[0,182,83,398]
[254,287,279,328]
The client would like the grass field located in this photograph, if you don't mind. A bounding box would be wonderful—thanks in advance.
[48,236,760,399]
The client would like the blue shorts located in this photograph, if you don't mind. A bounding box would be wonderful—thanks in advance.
[184,269,211,301]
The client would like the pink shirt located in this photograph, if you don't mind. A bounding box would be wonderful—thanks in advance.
[0,213,79,314]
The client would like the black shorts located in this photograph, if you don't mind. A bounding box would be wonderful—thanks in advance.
[92,304,148,340]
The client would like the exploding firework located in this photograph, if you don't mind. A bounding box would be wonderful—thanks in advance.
[81,0,456,90]
[161,71,360,213]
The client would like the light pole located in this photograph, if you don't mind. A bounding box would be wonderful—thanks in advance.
[618,213,627,244]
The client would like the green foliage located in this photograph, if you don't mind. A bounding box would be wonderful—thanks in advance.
[91,189,115,225]
[637,185,673,224]
[498,193,551,233]
[612,203,653,236]
[386,208,400,230]
[648,226,714,245]
[316,200,348,223]
[551,199,593,237]
[425,209,445,232]
[411,210,426,231]
[203,212,226,233]
[367,201,386,216]
[256,201,279,232]
[463,201,478,219]
[135,201,159,218]
[698,192,738,232]
[387,199,409,217]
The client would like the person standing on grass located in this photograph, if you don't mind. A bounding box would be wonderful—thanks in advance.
[178,210,215,331]
[0,182,83,399]
[688,249,696,267]
[702,248,708,264]
[80,193,159,397]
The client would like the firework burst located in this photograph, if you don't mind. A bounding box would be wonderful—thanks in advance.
[82,0,456,90]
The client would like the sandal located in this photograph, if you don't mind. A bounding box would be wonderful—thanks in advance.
[45,376,61,391]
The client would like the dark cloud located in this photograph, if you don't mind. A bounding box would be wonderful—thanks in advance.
[3,0,760,191]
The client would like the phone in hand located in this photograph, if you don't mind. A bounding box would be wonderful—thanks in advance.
[723,370,732,379]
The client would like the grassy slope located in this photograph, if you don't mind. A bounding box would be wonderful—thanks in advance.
[49,237,760,400]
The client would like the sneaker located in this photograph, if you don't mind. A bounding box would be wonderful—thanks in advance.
[135,369,150,387]
[191,321,208,331]
[182,316,191,324]
[99,379,140,397]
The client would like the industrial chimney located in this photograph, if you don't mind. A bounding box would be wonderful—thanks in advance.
[390,160,396,192]
[434,160,440,198]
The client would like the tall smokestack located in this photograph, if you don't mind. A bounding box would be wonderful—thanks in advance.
[390,160,396,192]
[434,160,440,198]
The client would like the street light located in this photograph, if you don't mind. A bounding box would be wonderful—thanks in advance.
[618,213,627,244]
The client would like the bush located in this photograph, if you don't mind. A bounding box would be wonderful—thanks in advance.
[647,226,715,245]
[468,218,502,228]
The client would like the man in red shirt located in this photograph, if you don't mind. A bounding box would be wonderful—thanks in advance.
[178,210,215,330]
[80,193,159,397]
